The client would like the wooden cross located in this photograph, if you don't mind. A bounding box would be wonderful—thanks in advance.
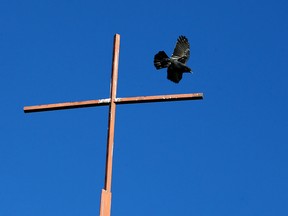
[24,34,204,216]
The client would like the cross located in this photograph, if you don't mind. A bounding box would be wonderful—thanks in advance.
[24,34,204,216]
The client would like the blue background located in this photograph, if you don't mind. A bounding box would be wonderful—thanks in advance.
[1,0,288,215]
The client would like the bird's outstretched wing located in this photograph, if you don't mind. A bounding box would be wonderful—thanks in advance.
[171,35,190,64]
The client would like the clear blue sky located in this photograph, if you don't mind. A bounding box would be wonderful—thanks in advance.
[1,0,288,215]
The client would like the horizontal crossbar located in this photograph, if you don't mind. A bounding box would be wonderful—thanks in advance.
[116,93,203,104]
[23,93,203,113]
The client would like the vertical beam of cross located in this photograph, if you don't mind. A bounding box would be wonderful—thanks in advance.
[99,34,119,216]
[23,33,204,216]
[105,34,119,192]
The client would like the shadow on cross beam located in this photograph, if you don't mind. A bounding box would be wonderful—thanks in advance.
[23,93,203,113]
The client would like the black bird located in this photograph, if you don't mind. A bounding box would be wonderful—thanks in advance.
[154,35,192,83]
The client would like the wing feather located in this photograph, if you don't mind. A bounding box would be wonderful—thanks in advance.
[171,35,190,64]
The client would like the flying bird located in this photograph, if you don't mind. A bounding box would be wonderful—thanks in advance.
[154,35,192,83]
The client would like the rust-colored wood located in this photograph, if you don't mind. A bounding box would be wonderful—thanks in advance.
[23,98,111,113]
[23,93,203,113]
[99,189,112,216]
[115,93,203,104]
[104,34,120,193]
[99,33,120,216]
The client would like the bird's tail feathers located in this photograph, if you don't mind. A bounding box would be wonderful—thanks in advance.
[154,51,170,69]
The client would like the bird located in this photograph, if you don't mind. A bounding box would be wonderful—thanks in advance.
[154,35,192,83]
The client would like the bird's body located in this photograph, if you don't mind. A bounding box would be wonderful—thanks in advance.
[154,35,192,83]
